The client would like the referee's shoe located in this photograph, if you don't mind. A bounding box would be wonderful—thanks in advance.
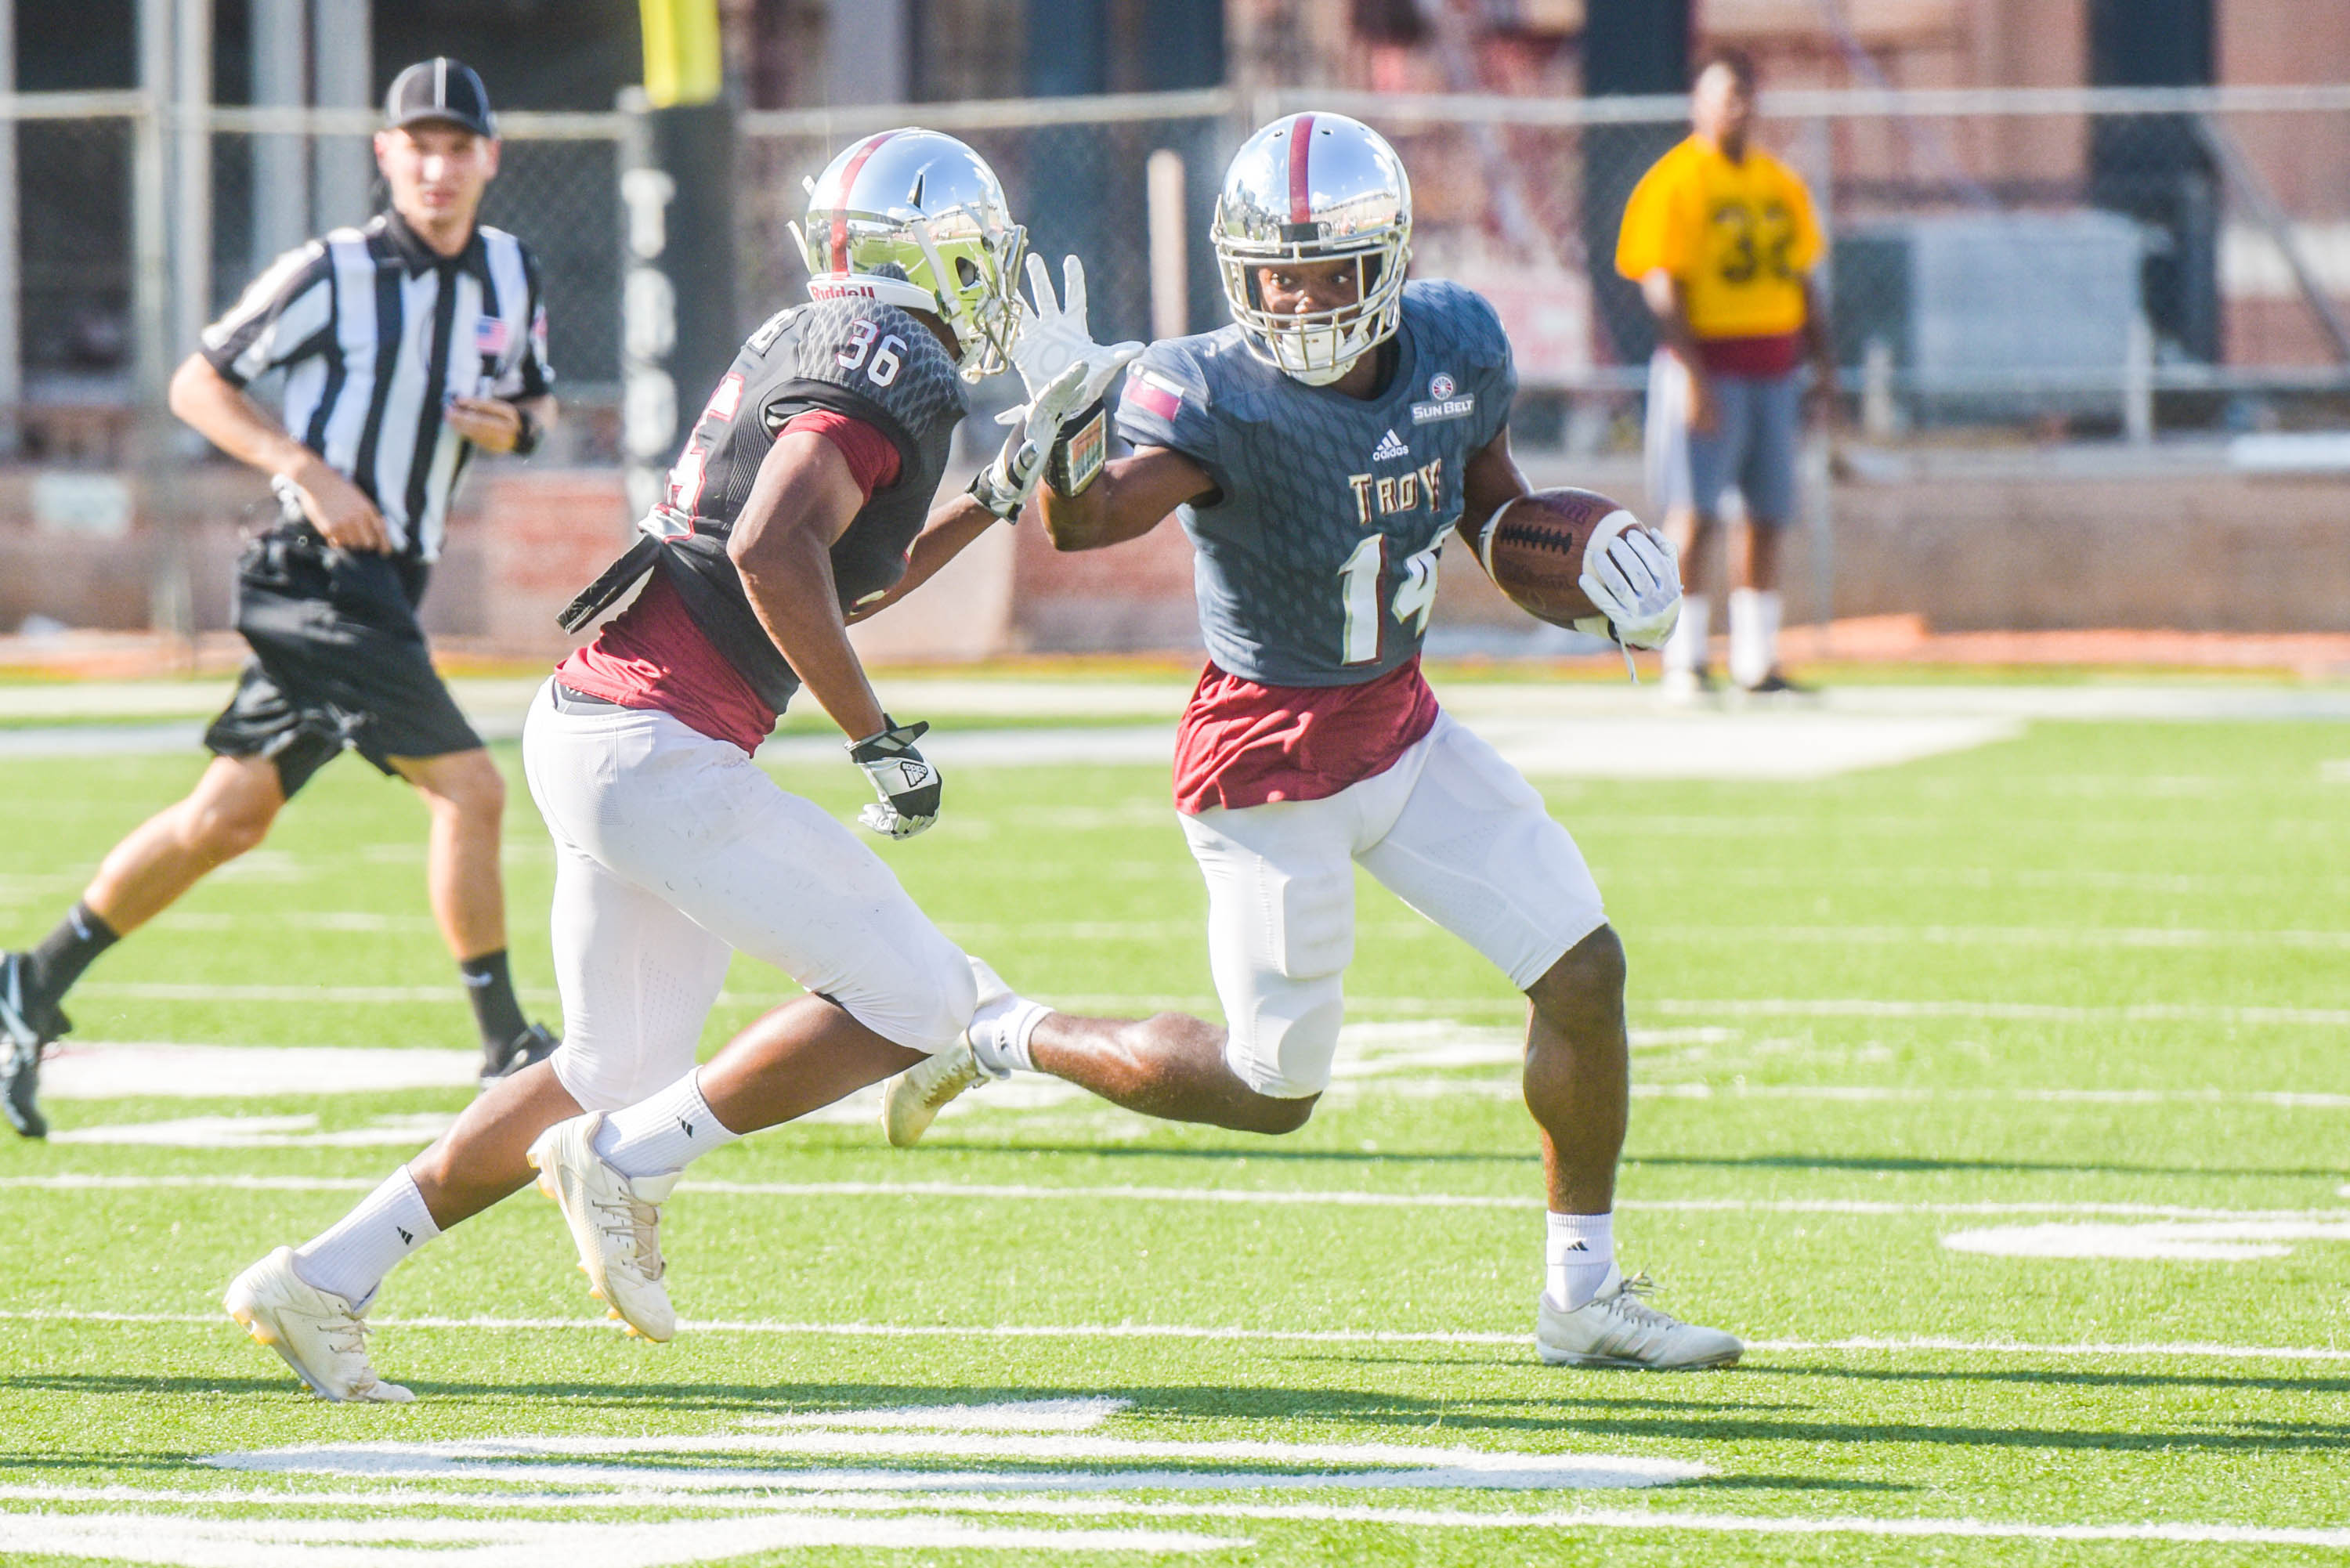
[0,952,69,1139]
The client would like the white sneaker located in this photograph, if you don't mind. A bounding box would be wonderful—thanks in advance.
[1535,1265,1743,1370]
[880,956,1010,1148]
[224,1247,414,1402]
[526,1113,677,1342]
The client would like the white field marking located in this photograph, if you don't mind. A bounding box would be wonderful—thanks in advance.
[1942,1219,2350,1262]
[9,1483,2350,1557]
[9,1306,2350,1363]
[1465,714,2019,781]
[1651,997,2350,1028]
[73,981,561,1005]
[0,1510,1231,1566]
[826,1496,2350,1552]
[750,1398,1133,1432]
[50,1112,454,1148]
[6,1172,2348,1226]
[1627,1082,2350,1109]
[38,1042,483,1100]
[214,1432,1708,1494]
[1653,922,2350,951]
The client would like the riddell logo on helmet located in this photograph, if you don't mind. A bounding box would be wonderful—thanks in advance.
[807,280,883,299]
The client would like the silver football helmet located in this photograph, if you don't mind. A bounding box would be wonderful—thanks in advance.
[791,128,1027,381]
[1213,113,1413,385]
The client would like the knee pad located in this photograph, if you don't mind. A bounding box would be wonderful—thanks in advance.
[835,944,978,1058]
[1224,977,1344,1100]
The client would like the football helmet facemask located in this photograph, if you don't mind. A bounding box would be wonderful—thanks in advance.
[791,128,1028,381]
[1213,112,1413,386]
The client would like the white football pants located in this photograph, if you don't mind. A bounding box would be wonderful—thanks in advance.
[521,681,976,1113]
[1180,710,1608,1100]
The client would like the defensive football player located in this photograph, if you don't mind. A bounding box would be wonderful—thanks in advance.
[222,128,1135,1400]
[548,115,1741,1371]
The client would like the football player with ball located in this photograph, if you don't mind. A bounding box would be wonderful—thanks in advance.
[555,114,1740,1371]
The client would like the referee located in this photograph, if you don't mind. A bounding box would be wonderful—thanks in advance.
[1,59,559,1136]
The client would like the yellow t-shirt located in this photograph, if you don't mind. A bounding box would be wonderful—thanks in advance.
[1614,135,1823,341]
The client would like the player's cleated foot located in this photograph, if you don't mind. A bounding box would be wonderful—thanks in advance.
[224,1247,414,1402]
[1660,666,1719,706]
[881,955,1012,1148]
[881,1041,986,1148]
[526,1113,677,1342]
[479,1021,560,1091]
[0,951,70,1140]
[1535,1266,1743,1370]
[1739,670,1817,699]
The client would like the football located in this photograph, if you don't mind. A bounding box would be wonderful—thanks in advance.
[1465,486,1645,630]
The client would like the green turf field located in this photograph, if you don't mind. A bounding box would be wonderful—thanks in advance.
[3,705,2348,1565]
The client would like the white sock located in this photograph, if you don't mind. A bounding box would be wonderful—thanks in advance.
[968,991,1051,1078]
[1728,587,1781,688]
[593,1069,741,1180]
[1663,594,1710,676]
[291,1166,441,1310]
[1544,1211,1616,1312]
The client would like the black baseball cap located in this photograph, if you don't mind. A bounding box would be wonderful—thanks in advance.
[384,57,497,139]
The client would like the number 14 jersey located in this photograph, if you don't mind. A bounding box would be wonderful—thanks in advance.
[1115,279,1516,690]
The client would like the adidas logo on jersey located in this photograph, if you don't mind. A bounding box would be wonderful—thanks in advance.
[1371,428,1411,463]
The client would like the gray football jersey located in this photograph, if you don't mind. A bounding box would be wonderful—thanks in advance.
[1115,279,1516,687]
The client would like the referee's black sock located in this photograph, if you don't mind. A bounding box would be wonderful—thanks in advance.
[459,950,530,1053]
[24,901,119,1010]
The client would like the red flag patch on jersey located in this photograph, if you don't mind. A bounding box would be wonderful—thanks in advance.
[1125,370,1184,423]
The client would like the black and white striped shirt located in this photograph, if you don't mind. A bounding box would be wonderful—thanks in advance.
[200,211,554,562]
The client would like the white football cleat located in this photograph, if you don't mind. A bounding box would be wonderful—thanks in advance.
[224,1247,414,1402]
[880,955,1011,1147]
[527,1113,677,1342]
[1535,1266,1743,1370]
[880,1042,986,1148]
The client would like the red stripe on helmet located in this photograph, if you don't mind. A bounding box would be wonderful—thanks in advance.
[1287,114,1316,226]
[830,130,898,275]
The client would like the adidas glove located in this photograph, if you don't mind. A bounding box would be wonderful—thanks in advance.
[848,717,942,840]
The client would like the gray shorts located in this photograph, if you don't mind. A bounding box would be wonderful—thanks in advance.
[1645,352,1802,526]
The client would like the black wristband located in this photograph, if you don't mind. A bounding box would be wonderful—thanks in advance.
[1045,397,1108,497]
[509,406,542,457]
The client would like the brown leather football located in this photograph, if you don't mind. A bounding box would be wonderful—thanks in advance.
[1464,486,1641,630]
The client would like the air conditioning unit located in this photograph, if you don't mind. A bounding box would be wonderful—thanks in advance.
[1833,211,2146,421]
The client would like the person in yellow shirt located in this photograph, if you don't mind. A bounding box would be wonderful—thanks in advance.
[1615,49,1835,697]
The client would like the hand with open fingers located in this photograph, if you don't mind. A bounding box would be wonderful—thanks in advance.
[968,360,1089,520]
[848,717,942,839]
[1578,526,1683,650]
[1010,254,1144,407]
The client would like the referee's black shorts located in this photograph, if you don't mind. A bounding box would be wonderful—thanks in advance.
[204,526,483,797]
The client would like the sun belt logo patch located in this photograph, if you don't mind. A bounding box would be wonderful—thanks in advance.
[1371,428,1411,463]
[1412,370,1476,425]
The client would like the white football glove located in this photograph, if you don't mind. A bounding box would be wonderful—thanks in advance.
[1010,254,1144,410]
[968,360,1090,521]
[1575,524,1683,651]
[848,717,942,840]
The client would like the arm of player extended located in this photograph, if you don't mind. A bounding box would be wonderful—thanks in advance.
[1638,269,1707,378]
[167,353,389,550]
[843,491,1000,625]
[1452,425,1533,553]
[727,430,891,741]
[1036,444,1217,554]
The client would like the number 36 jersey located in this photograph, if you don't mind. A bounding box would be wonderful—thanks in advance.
[1115,279,1516,689]
[561,295,967,714]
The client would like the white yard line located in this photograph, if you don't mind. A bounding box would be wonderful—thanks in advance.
[1651,998,2350,1028]
[3,1483,2347,1553]
[1652,923,2350,951]
[6,1172,2344,1223]
[4,1308,2346,1362]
